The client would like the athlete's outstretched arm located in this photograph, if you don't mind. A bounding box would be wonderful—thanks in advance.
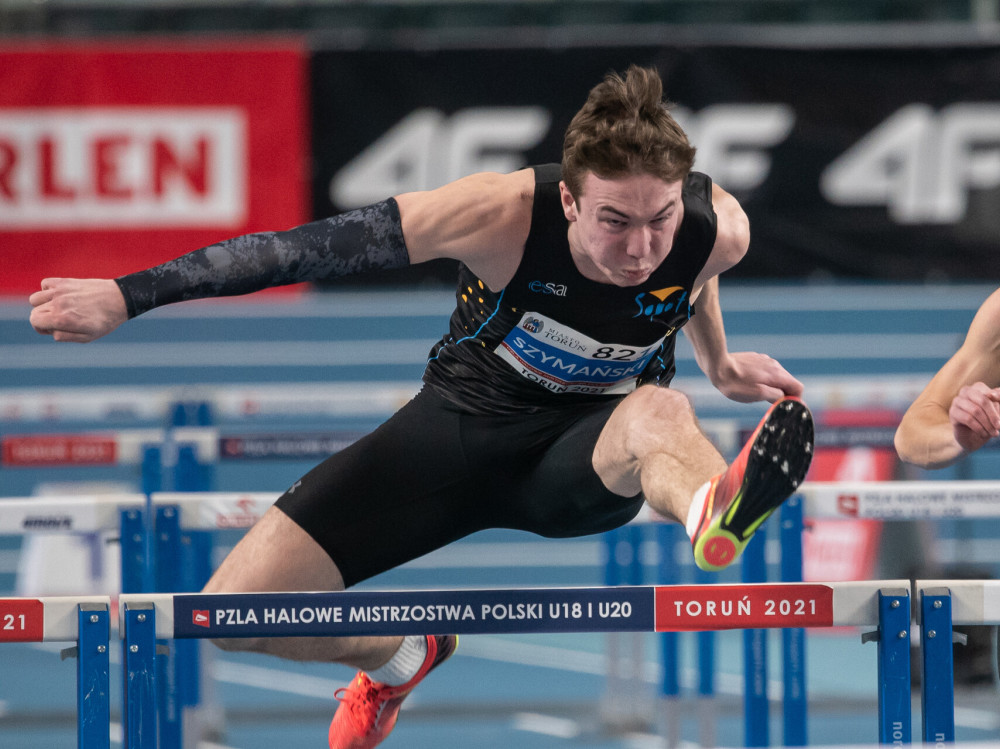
[30,199,410,342]
[895,288,1000,468]
[30,170,533,343]
[682,187,803,404]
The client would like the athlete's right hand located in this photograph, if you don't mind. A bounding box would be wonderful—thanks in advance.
[950,381,1000,454]
[29,278,129,343]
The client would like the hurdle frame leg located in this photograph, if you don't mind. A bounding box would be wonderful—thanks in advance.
[77,602,111,749]
[695,565,717,749]
[920,587,956,745]
[154,505,183,749]
[600,527,626,729]
[866,587,911,745]
[600,524,651,733]
[656,524,682,748]
[623,523,653,730]
[742,530,769,747]
[780,494,807,747]
[119,509,148,596]
[122,601,158,749]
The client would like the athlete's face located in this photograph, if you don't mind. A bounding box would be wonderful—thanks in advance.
[560,171,685,287]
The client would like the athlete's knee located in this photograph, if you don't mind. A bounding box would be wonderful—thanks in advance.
[622,385,695,432]
[593,387,691,493]
[637,384,693,411]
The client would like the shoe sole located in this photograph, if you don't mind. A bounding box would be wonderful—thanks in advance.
[694,398,814,572]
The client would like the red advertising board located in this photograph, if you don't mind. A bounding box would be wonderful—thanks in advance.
[803,408,900,582]
[2,434,118,466]
[0,40,309,296]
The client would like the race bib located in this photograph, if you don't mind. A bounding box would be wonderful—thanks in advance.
[495,312,665,395]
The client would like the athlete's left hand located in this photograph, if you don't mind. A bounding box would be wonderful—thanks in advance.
[709,351,804,404]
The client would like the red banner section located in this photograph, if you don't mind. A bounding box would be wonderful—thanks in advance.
[2,434,118,466]
[0,41,309,296]
[0,599,44,642]
[803,408,900,582]
[653,584,834,632]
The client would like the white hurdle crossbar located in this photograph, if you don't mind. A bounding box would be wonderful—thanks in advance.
[801,480,1000,520]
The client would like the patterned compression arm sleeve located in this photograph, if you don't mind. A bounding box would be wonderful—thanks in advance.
[115,198,410,318]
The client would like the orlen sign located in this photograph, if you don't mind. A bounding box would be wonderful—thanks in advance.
[0,44,308,296]
[0,108,246,228]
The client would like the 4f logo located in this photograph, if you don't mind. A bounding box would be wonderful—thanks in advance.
[673,104,795,192]
[821,103,1000,224]
[331,108,550,208]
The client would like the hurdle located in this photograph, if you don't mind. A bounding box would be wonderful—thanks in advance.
[602,496,808,747]
[911,579,1000,746]
[0,427,218,497]
[0,484,904,748]
[0,493,148,588]
[0,595,112,749]
[114,580,912,749]
[8,427,1000,747]
[0,491,283,749]
[601,478,1000,747]
[798,481,1000,747]
[802,480,1000,520]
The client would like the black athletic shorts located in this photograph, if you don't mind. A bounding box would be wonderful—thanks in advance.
[275,385,645,587]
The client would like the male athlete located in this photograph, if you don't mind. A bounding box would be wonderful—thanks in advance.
[896,287,1000,468]
[30,66,814,748]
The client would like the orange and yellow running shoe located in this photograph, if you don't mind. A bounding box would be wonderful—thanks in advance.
[328,634,458,749]
[692,396,813,572]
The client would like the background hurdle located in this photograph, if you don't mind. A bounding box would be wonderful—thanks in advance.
[0,595,112,749]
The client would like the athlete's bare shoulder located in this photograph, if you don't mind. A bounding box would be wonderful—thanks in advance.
[961,287,1000,381]
[691,182,750,290]
[396,169,535,289]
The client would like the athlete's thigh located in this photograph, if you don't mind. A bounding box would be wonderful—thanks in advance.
[205,505,344,593]
[275,387,486,586]
[496,400,644,538]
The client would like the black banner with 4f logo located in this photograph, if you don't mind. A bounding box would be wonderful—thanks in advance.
[311,43,1000,282]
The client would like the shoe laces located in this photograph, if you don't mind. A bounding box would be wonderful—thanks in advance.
[334,673,385,733]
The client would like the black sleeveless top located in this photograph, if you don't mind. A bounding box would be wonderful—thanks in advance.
[422,164,717,415]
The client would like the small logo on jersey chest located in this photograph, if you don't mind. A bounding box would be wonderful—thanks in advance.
[528,280,568,296]
[633,286,690,324]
